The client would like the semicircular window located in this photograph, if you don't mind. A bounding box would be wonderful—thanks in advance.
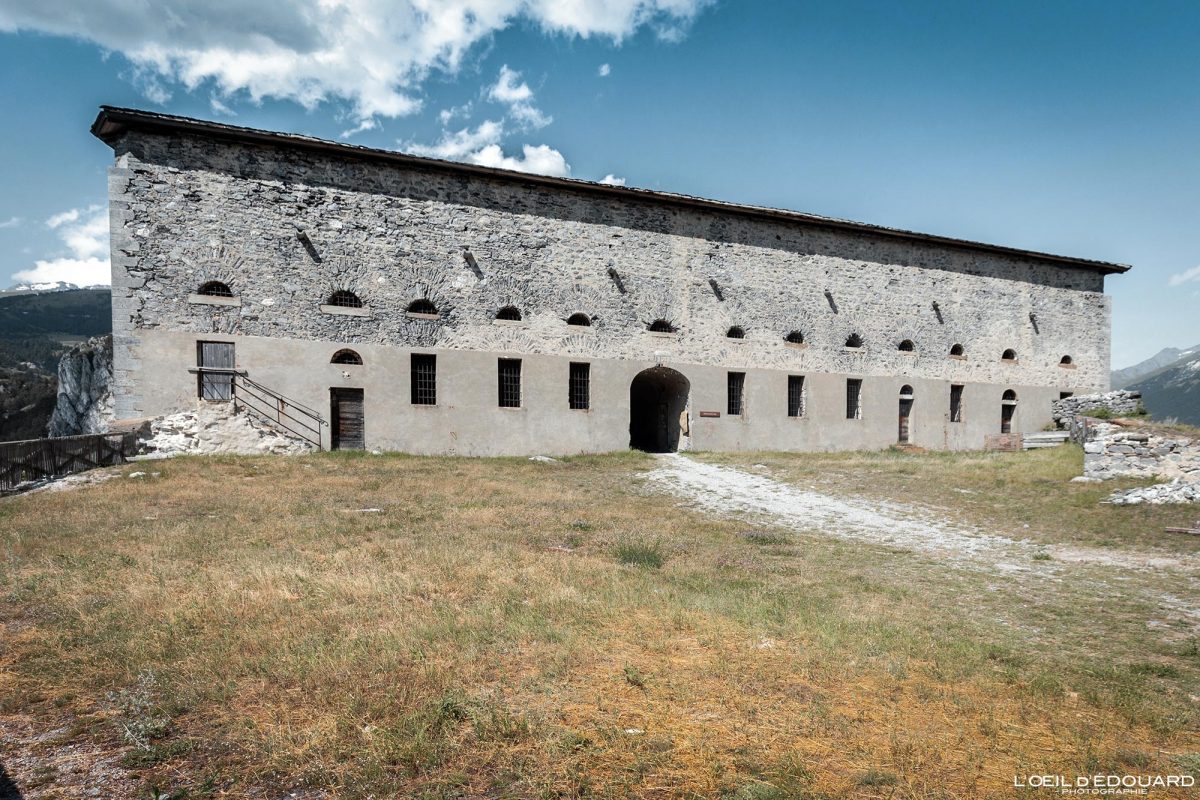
[1003,389,1018,402]
[1001,348,1018,361]
[331,349,363,365]
[784,330,805,345]
[566,313,591,327]
[898,339,915,352]
[1060,355,1073,365]
[950,343,965,356]
[327,290,364,309]
[648,319,677,333]
[845,333,863,348]
[198,280,233,297]
[407,298,438,315]
[496,305,522,321]
[726,326,745,339]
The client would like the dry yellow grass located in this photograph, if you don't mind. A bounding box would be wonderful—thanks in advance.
[0,448,1197,798]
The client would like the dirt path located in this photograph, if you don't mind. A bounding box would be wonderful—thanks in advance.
[644,453,1197,576]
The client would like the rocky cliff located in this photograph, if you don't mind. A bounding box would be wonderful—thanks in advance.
[48,334,114,437]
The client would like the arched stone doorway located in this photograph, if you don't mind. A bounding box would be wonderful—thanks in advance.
[629,366,690,452]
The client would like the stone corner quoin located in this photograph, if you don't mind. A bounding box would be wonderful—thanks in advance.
[89,106,1125,457]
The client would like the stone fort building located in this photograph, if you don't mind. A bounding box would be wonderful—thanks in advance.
[91,107,1128,455]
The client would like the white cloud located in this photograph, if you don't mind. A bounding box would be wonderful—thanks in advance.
[598,63,611,77]
[404,120,568,176]
[487,64,551,128]
[340,117,380,139]
[0,216,22,229]
[467,143,570,176]
[12,205,111,287]
[438,102,473,125]
[0,1,711,123]
[1168,265,1200,287]
[209,95,236,116]
[598,173,625,186]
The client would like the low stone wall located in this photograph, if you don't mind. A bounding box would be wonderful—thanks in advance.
[1082,422,1200,481]
[1053,390,1143,430]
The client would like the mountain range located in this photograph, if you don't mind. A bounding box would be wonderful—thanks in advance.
[1115,345,1200,426]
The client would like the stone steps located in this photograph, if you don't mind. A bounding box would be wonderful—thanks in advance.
[1023,431,1071,450]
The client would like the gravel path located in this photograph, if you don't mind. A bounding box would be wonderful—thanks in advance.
[644,453,1196,575]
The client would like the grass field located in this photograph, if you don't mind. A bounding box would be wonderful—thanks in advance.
[1,446,1198,798]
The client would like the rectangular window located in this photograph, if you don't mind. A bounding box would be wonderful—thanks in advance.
[787,375,805,417]
[1059,391,1074,400]
[569,362,590,410]
[846,378,862,420]
[950,384,964,422]
[498,358,522,408]
[410,353,436,405]
[197,340,235,401]
[727,371,745,416]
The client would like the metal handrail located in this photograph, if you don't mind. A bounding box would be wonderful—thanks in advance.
[231,375,326,449]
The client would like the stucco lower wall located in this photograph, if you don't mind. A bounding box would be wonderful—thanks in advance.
[123,330,1060,456]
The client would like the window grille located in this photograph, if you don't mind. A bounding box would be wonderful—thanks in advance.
[327,290,363,308]
[950,384,964,422]
[846,379,863,419]
[898,339,915,352]
[727,372,745,416]
[567,313,591,327]
[787,375,805,417]
[197,341,235,401]
[411,354,436,405]
[407,298,438,315]
[331,349,363,365]
[648,319,676,333]
[198,281,233,297]
[569,362,590,410]
[727,326,745,339]
[498,358,522,408]
[845,333,863,348]
[496,306,522,321]
[784,330,805,344]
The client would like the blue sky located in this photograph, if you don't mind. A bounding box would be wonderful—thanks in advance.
[0,0,1196,368]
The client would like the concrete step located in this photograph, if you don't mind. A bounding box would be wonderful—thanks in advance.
[1022,431,1071,450]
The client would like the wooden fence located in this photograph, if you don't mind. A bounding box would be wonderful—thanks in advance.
[0,432,136,494]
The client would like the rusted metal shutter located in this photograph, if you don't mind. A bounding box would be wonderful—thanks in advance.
[331,388,365,450]
[198,341,235,400]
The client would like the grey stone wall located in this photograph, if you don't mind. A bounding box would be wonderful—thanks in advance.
[1081,420,1200,482]
[1054,390,1144,433]
[104,128,1111,426]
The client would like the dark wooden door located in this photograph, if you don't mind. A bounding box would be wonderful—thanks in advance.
[898,398,912,443]
[198,341,235,400]
[1001,404,1015,434]
[330,388,365,450]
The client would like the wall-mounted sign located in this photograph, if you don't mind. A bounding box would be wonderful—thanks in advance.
[698,411,721,418]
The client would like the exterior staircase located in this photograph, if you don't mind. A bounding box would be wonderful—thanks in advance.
[232,375,326,449]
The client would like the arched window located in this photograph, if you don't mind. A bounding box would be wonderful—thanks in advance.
[726,326,745,339]
[900,384,914,397]
[198,280,233,297]
[327,290,364,309]
[648,319,677,333]
[495,305,522,321]
[898,339,915,352]
[1001,389,1018,433]
[567,313,591,327]
[949,343,965,357]
[1001,348,1017,361]
[407,298,438,315]
[1060,355,1073,366]
[845,333,863,348]
[331,349,363,365]
[784,330,805,345]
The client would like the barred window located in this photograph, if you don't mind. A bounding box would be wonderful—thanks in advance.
[846,378,863,419]
[726,326,745,339]
[569,362,590,410]
[407,298,438,315]
[327,290,363,308]
[198,281,233,297]
[845,333,863,348]
[648,319,676,333]
[331,349,363,365]
[950,384,964,422]
[787,375,805,417]
[498,358,522,408]
[727,371,745,416]
[411,353,436,405]
[784,330,805,345]
[567,313,591,327]
[898,339,915,352]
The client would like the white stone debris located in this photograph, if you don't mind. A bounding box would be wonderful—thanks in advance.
[137,403,315,457]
